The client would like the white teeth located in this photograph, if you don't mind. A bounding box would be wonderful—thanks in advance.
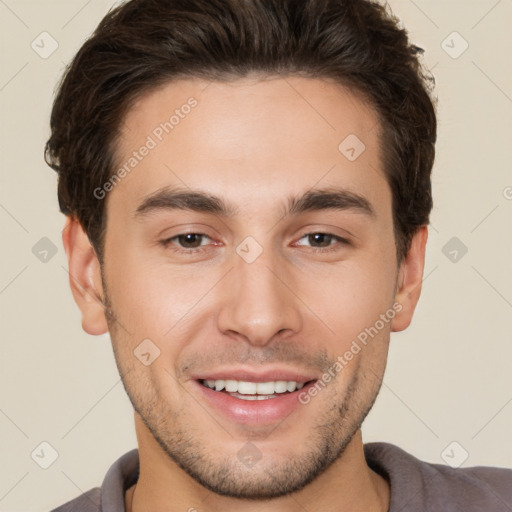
[235,393,274,401]
[256,381,275,394]
[237,381,257,394]
[224,380,238,392]
[274,381,288,393]
[201,379,307,395]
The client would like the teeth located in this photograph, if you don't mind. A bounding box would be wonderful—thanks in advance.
[201,379,306,395]
[274,381,288,393]
[238,381,257,394]
[224,380,238,392]
[256,381,274,394]
[235,393,274,401]
[286,381,298,392]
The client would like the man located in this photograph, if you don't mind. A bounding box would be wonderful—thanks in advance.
[45,0,511,510]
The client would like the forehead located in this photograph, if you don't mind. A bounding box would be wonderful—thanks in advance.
[110,75,389,220]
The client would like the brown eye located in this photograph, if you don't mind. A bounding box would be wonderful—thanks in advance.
[295,232,350,252]
[161,233,212,253]
[175,233,206,249]
[308,233,333,248]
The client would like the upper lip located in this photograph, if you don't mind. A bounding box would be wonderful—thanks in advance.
[190,367,318,384]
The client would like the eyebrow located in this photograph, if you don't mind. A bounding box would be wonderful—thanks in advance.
[134,186,376,220]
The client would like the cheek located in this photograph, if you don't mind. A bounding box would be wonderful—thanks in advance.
[307,259,396,345]
[104,254,224,345]
[104,225,397,350]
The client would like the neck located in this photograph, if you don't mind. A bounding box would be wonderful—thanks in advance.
[126,414,389,512]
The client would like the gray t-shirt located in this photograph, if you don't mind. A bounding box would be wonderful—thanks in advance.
[50,442,512,511]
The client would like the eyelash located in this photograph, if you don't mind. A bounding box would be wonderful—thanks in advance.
[160,232,350,254]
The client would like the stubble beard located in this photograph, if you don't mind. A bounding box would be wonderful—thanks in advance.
[101,281,385,500]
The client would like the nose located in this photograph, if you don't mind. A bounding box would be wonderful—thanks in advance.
[216,247,303,347]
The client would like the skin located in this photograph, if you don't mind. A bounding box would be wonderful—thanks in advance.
[63,75,427,512]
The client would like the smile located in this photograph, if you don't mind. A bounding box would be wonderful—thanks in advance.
[200,378,306,399]
[195,377,317,424]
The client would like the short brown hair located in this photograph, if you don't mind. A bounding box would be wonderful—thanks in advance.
[45,0,436,264]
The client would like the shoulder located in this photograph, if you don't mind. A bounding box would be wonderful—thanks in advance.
[49,449,139,512]
[50,488,101,512]
[364,442,512,512]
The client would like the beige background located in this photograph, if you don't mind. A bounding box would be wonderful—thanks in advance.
[1,0,511,510]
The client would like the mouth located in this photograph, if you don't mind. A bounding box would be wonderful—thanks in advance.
[199,378,311,400]
[192,373,319,425]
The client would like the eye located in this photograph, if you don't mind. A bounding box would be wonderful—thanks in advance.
[160,231,350,255]
[294,232,350,252]
[161,233,213,253]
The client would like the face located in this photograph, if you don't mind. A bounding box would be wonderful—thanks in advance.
[67,75,426,499]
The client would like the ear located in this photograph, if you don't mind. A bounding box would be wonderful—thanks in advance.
[391,226,428,332]
[62,217,108,335]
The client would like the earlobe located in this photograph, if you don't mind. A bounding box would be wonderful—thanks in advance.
[391,226,428,332]
[62,217,109,335]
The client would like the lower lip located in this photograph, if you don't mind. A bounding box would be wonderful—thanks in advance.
[193,380,316,426]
